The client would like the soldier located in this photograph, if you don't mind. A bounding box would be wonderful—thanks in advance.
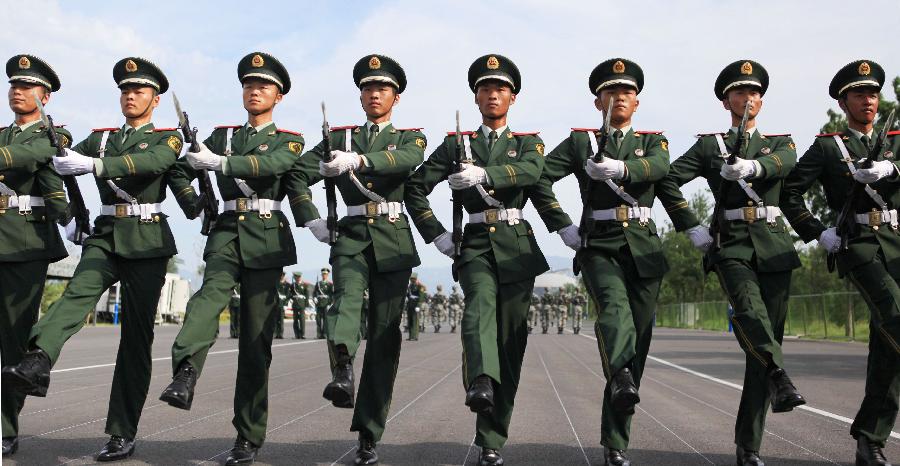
[288,54,425,465]
[2,57,182,461]
[527,293,540,334]
[405,53,548,466]
[656,59,806,466]
[158,52,304,465]
[405,274,422,341]
[540,290,552,334]
[781,60,900,466]
[420,287,432,333]
[274,271,289,339]
[431,285,447,333]
[555,290,568,334]
[528,58,670,465]
[313,267,333,339]
[229,286,241,339]
[448,285,463,333]
[290,272,310,339]
[571,290,586,335]
[0,54,70,458]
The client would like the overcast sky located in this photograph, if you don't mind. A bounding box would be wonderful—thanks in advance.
[4,0,898,285]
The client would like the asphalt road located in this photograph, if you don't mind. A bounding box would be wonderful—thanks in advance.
[3,323,896,465]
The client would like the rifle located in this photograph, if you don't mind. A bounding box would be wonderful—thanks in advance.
[574,98,614,275]
[828,108,897,272]
[32,92,91,244]
[452,110,465,258]
[321,102,337,245]
[710,100,752,250]
[173,93,218,235]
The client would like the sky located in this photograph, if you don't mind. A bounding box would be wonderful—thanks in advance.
[4,0,899,288]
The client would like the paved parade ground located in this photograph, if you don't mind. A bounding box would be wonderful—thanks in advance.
[3,324,896,465]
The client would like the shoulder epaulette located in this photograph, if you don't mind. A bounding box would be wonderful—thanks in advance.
[330,125,358,131]
[512,132,540,136]
[816,132,841,137]
[635,130,664,135]
[92,127,120,133]
[396,127,424,131]
[695,132,725,137]
[571,127,599,132]
[153,128,178,132]
[446,131,475,136]
[763,133,791,137]
[888,130,900,136]
[214,125,242,130]
[276,129,303,136]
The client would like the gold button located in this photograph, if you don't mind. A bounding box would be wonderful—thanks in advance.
[368,218,374,224]
[622,221,629,228]
[41,215,46,221]
[279,222,284,227]
[528,229,533,234]
[489,226,496,233]
[153,215,160,222]
[746,182,752,187]
[0,175,4,181]
[238,215,245,221]
[747,201,754,206]
[874,225,880,231]
[488,190,495,195]
[366,182,373,188]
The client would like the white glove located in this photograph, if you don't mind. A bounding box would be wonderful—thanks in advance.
[558,224,581,251]
[686,225,714,252]
[53,148,95,176]
[319,150,361,177]
[305,218,331,243]
[720,157,760,181]
[585,158,626,181]
[853,160,897,184]
[448,164,488,190]
[433,231,455,257]
[818,227,841,253]
[64,220,92,243]
[186,143,223,171]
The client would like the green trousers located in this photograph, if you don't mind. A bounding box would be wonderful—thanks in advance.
[31,245,168,439]
[573,305,584,330]
[713,258,791,451]
[578,248,661,451]
[847,253,900,447]
[292,299,305,339]
[326,245,410,443]
[1,260,48,439]
[229,305,240,338]
[406,303,419,340]
[315,304,327,339]
[273,304,284,338]
[458,252,534,450]
[170,241,282,447]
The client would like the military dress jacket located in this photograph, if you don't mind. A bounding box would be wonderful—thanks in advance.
[656,130,801,272]
[405,127,549,284]
[170,124,305,269]
[287,123,425,273]
[781,130,900,276]
[530,127,670,278]
[74,124,182,259]
[0,123,70,262]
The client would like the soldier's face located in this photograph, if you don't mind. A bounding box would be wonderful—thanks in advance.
[8,83,49,114]
[294,277,302,283]
[722,87,763,120]
[242,79,283,115]
[839,88,879,126]
[596,86,639,127]
[119,85,159,119]
[360,84,399,119]
[475,81,516,119]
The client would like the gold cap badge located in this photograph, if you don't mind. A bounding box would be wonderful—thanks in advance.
[487,56,500,70]
[740,61,753,75]
[858,61,871,76]
[612,60,625,74]
[369,56,381,70]
[18,56,30,69]
[251,54,265,68]
[125,59,138,73]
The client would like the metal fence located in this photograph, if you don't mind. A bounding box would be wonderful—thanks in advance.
[656,292,872,342]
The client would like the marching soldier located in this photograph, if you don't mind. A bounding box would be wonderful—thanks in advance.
[405,53,548,466]
[405,274,422,341]
[540,290,552,334]
[420,288,431,333]
[656,59,806,466]
[229,286,241,339]
[555,290,568,334]
[528,58,671,465]
[274,272,289,339]
[0,54,70,457]
[448,285,463,333]
[781,60,900,466]
[571,290,586,335]
[527,293,539,334]
[289,54,425,465]
[2,57,182,461]
[431,285,447,333]
[159,52,304,465]
[313,267,333,339]
[290,272,310,339]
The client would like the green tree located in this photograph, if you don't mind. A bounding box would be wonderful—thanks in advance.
[167,256,183,274]
[40,281,67,315]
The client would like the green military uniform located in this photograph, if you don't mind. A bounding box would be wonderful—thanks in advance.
[527,293,539,333]
[274,274,289,339]
[313,270,333,339]
[360,289,369,340]
[27,57,181,442]
[781,60,900,452]
[529,58,670,452]
[0,54,69,446]
[656,60,801,454]
[405,275,422,341]
[287,54,424,444]
[432,286,448,333]
[405,54,548,451]
[572,291,586,334]
[167,52,303,449]
[539,291,552,333]
[229,286,241,339]
[290,272,310,339]
[448,285,463,333]
[554,291,569,334]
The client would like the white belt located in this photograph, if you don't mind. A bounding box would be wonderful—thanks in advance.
[468,208,523,225]
[223,198,281,218]
[724,206,782,223]
[101,203,162,222]
[592,206,651,223]
[0,194,45,214]
[855,209,899,228]
[346,201,403,221]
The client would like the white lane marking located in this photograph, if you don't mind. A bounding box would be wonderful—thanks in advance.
[575,331,900,440]
[538,349,590,465]
[461,434,477,466]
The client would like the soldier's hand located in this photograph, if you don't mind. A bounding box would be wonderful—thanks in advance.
[818,227,841,253]
[305,218,331,243]
[448,164,487,190]
[585,158,625,180]
[186,193,208,220]
[719,157,760,181]
[64,219,92,243]
[186,143,224,171]
[320,150,361,177]
[433,231,455,257]
[686,225,713,252]
[557,224,581,251]
[853,160,897,184]
[53,148,96,176]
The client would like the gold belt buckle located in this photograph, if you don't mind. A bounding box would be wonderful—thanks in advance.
[742,207,757,223]
[115,204,129,218]
[615,206,629,222]
[484,209,499,224]
[0,194,8,212]
[365,201,379,217]
[235,198,249,213]
[869,211,882,226]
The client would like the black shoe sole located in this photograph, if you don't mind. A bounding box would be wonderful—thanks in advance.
[323,385,354,408]
[96,446,135,462]
[2,441,18,456]
[2,370,48,397]
[465,396,494,415]
[159,391,193,410]
[354,454,379,465]
[225,453,258,465]
[611,391,640,414]
[772,395,806,413]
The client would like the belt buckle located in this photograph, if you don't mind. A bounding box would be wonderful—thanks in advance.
[615,206,629,222]
[235,198,249,213]
[0,194,8,212]
[115,204,129,218]
[869,211,882,226]
[484,209,499,224]
[365,201,379,218]
[742,207,757,223]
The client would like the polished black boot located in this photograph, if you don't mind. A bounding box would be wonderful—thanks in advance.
[479,448,504,465]
[736,446,765,466]
[2,437,18,456]
[160,361,197,410]
[574,327,580,335]
[542,327,548,334]
[767,367,806,413]
[225,436,258,465]
[323,346,354,408]
[609,367,640,414]
[856,436,890,466]
[96,435,135,462]
[2,348,51,397]
[604,447,630,466]
[465,375,494,414]
[354,436,378,465]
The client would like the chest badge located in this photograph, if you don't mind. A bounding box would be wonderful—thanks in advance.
[387,144,397,151]
[760,147,771,155]
[634,148,644,157]
[507,150,517,157]
[138,142,149,150]
[259,144,269,152]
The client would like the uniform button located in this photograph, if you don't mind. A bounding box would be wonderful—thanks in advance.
[488,190,495,195]
[0,175,4,181]
[153,215,160,222]
[489,226,496,233]
[238,215,245,221]
[746,182,753,187]
[622,221,629,228]
[279,222,284,227]
[366,182,373,188]
[368,218,374,224]
[747,201,754,206]
[41,215,45,221]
